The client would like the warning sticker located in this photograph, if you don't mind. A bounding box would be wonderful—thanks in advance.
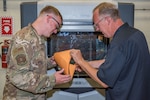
[0,16,13,36]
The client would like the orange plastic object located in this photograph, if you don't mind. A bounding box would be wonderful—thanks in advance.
[54,50,76,79]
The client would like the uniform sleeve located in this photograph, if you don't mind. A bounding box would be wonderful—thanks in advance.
[9,69,55,93]
[7,37,56,94]
[97,44,126,88]
[47,58,57,69]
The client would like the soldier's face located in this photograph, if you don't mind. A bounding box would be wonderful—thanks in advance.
[46,15,62,37]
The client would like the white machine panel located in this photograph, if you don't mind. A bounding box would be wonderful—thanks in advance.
[37,0,117,21]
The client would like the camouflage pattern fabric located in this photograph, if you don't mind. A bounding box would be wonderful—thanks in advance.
[3,24,56,100]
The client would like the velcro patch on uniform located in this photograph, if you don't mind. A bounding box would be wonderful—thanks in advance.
[15,54,27,66]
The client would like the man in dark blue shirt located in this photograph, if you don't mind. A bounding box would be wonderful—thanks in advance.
[70,2,150,100]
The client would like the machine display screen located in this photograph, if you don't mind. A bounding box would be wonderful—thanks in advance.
[47,32,108,61]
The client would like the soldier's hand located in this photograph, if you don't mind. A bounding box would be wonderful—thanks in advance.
[54,69,71,85]
[49,56,57,66]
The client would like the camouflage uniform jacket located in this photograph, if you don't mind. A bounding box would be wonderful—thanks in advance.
[3,24,56,100]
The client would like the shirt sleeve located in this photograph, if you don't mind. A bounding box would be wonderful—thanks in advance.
[97,44,126,88]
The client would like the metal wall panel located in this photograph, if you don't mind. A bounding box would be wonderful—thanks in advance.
[20,2,37,28]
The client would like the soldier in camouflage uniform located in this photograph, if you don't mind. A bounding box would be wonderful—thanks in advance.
[3,5,71,100]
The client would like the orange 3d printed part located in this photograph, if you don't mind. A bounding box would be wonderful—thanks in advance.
[54,50,76,79]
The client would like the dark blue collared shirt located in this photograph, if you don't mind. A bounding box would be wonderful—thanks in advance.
[97,23,150,100]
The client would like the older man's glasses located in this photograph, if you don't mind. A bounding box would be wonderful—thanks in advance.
[47,15,61,30]
[93,16,110,29]
[93,17,105,29]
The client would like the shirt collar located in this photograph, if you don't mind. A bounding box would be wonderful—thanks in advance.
[29,24,45,44]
